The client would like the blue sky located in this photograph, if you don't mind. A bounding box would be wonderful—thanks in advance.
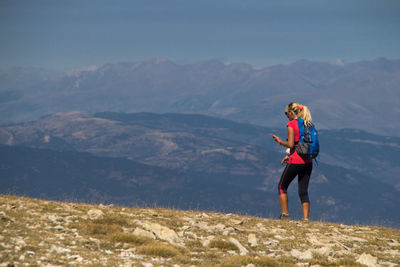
[1,0,399,70]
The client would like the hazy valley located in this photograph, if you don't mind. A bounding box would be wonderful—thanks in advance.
[1,112,399,227]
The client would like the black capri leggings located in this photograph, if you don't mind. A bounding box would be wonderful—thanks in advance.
[278,163,312,203]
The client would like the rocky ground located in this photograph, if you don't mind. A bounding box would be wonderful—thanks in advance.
[0,194,399,267]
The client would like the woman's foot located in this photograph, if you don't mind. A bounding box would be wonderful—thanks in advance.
[279,213,290,220]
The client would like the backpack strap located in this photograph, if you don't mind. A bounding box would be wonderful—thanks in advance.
[296,118,304,142]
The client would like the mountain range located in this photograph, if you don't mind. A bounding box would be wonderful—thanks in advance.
[1,58,400,136]
[1,112,399,227]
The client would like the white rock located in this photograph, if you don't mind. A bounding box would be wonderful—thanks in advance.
[120,248,140,259]
[67,255,83,262]
[26,251,35,256]
[0,243,11,249]
[229,237,248,256]
[248,234,257,247]
[192,221,210,230]
[232,219,245,225]
[264,240,280,246]
[356,253,377,267]
[87,209,104,220]
[307,235,325,246]
[274,235,285,240]
[270,228,287,234]
[133,228,156,240]
[141,263,153,267]
[105,250,113,255]
[256,223,266,231]
[139,222,183,246]
[213,223,226,231]
[184,231,198,239]
[202,235,215,247]
[54,225,64,231]
[47,214,64,224]
[120,251,133,258]
[51,245,71,254]
[202,239,211,247]
[312,246,332,256]
[290,249,313,260]
[15,238,26,246]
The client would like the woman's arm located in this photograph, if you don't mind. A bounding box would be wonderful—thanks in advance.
[272,126,294,148]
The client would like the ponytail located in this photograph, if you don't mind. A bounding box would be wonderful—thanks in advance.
[300,105,312,126]
[286,102,313,126]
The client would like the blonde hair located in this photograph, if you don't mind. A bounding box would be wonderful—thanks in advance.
[285,102,312,126]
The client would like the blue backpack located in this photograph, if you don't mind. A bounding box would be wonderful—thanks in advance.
[295,118,319,160]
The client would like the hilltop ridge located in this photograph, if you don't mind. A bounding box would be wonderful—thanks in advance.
[1,195,399,266]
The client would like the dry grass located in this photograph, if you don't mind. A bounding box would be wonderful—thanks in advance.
[220,255,280,266]
[137,243,181,257]
[309,254,364,266]
[110,233,152,245]
[1,194,399,267]
[209,240,239,251]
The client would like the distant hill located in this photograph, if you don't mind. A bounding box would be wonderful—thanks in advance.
[1,194,399,266]
[0,145,272,214]
[1,112,399,227]
[1,58,399,136]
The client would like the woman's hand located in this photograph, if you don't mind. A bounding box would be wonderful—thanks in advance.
[281,155,289,165]
[270,134,281,144]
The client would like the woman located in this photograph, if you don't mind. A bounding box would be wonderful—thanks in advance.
[271,102,313,221]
